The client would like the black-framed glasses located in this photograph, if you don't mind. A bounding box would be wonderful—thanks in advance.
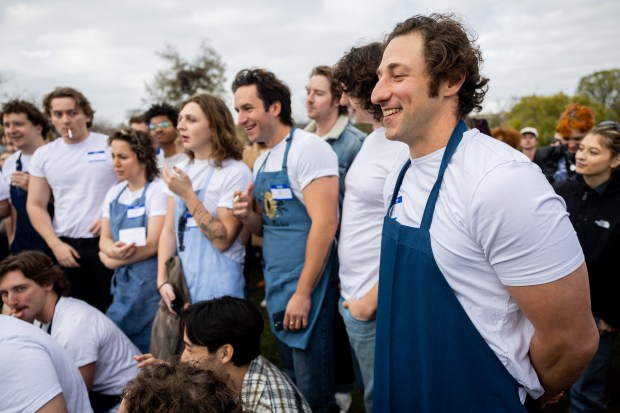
[148,121,171,131]
[598,120,620,132]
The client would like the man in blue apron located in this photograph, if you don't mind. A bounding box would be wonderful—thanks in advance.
[232,68,340,413]
[1,99,52,256]
[370,14,599,412]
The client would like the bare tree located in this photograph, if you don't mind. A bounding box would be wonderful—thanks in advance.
[145,39,226,106]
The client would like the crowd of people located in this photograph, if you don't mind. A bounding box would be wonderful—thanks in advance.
[0,11,618,413]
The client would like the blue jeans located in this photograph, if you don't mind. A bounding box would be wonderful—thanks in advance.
[570,323,617,413]
[339,296,376,413]
[277,287,337,413]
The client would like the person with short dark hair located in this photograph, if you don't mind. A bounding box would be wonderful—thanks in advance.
[128,114,149,134]
[371,13,598,411]
[143,102,188,168]
[98,129,168,353]
[120,362,242,413]
[232,68,339,412]
[28,86,118,311]
[520,126,539,161]
[0,251,140,413]
[136,297,311,412]
[1,99,51,255]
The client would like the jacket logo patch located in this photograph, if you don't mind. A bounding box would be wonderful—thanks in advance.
[595,219,610,229]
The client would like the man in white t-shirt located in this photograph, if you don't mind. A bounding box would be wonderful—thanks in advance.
[232,68,339,413]
[144,103,188,169]
[0,315,93,413]
[1,99,51,256]
[333,42,409,413]
[369,14,599,412]
[27,87,117,311]
[0,251,140,413]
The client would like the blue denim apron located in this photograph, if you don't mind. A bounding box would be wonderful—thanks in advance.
[253,129,334,350]
[9,153,52,255]
[374,120,526,412]
[106,182,159,353]
[174,162,245,302]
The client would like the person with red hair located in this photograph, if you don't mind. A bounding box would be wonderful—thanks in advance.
[534,103,596,184]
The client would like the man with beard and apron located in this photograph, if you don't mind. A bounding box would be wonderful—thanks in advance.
[232,68,340,413]
[371,14,599,412]
[1,100,50,256]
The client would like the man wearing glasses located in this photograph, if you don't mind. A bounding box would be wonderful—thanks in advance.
[144,103,187,169]
[27,87,117,311]
[534,103,596,184]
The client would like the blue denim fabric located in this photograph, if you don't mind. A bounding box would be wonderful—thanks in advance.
[276,286,337,413]
[339,296,376,413]
[327,123,365,208]
[570,326,617,413]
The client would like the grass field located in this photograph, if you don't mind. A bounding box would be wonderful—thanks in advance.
[245,247,620,413]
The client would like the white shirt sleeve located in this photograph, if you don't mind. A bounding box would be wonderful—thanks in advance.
[146,179,169,217]
[0,173,9,201]
[291,136,339,191]
[217,162,252,209]
[27,144,47,178]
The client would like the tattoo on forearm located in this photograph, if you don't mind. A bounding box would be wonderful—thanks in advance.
[192,204,228,241]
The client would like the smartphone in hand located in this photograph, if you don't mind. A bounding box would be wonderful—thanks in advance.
[273,310,285,331]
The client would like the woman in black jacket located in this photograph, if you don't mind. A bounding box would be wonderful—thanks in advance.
[553,121,620,413]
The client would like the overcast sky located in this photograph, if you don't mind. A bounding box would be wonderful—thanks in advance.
[1,0,619,126]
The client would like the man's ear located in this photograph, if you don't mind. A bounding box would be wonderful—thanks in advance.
[269,101,282,118]
[443,71,466,98]
[220,344,234,365]
[44,282,55,293]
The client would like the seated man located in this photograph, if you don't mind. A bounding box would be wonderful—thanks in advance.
[0,314,92,413]
[137,296,311,413]
[0,251,140,413]
[120,362,242,413]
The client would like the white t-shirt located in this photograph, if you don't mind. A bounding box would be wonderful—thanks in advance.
[252,129,339,205]
[35,297,140,396]
[0,315,92,413]
[338,128,409,299]
[29,132,118,238]
[169,157,252,263]
[0,171,9,202]
[102,177,168,219]
[383,129,584,400]
[2,149,33,179]
[157,151,188,169]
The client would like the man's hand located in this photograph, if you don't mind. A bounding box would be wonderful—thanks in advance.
[89,219,102,236]
[232,183,254,221]
[158,283,176,314]
[134,353,164,369]
[163,166,194,199]
[343,297,376,321]
[50,240,80,268]
[10,171,29,191]
[284,291,311,331]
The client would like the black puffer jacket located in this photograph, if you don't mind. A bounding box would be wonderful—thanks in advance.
[534,145,577,184]
[553,173,620,328]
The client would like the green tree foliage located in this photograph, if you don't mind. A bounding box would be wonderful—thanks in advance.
[145,40,226,107]
[576,69,620,118]
[505,93,615,145]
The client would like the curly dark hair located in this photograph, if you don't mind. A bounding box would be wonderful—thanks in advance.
[108,129,159,182]
[309,66,348,116]
[1,99,51,138]
[180,94,244,166]
[121,362,242,413]
[232,68,294,127]
[386,13,489,117]
[334,42,385,122]
[42,87,95,128]
[144,102,180,128]
[0,251,69,297]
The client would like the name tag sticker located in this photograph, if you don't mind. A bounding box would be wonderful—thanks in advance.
[395,195,403,204]
[186,215,197,228]
[87,150,107,163]
[127,205,146,219]
[119,227,147,246]
[271,184,293,200]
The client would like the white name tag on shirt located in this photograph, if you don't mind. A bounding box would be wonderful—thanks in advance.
[119,227,147,246]
[186,216,197,228]
[127,205,146,219]
[271,184,293,200]
[87,150,107,163]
